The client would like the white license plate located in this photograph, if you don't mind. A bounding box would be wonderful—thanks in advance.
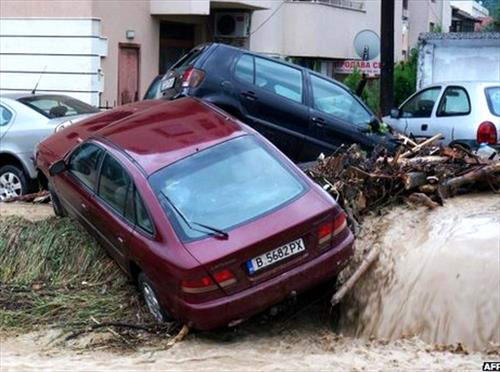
[246,238,305,274]
[161,77,175,91]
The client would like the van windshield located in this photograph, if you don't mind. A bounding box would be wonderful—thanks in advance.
[149,136,307,241]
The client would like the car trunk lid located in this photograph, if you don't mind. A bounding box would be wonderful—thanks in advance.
[182,190,340,296]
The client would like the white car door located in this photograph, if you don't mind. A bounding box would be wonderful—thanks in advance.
[432,85,471,145]
[399,86,442,139]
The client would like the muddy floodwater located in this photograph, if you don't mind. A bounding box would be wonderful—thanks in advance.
[339,193,500,351]
[0,194,499,370]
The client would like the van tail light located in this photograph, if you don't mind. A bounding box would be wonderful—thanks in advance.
[181,67,205,88]
[181,269,236,294]
[477,121,497,145]
[318,212,347,249]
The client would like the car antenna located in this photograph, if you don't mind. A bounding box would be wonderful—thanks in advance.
[32,65,47,95]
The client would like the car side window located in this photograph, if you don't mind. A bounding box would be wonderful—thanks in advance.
[68,143,104,190]
[98,154,132,215]
[310,75,372,126]
[401,87,441,118]
[0,105,13,127]
[234,54,254,84]
[255,57,303,103]
[134,189,153,234]
[436,86,470,116]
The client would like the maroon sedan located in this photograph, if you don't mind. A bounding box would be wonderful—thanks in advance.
[36,97,354,330]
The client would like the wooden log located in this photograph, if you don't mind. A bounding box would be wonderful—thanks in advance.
[398,156,449,166]
[408,193,439,209]
[402,172,427,190]
[331,246,379,307]
[440,162,500,196]
[400,133,444,159]
[2,191,50,203]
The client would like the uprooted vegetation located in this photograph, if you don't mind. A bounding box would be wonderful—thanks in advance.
[0,217,176,346]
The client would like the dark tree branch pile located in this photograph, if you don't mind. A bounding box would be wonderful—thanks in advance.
[307,134,500,232]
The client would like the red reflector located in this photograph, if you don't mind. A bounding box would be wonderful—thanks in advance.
[318,221,334,240]
[181,270,236,293]
[214,269,234,283]
[333,212,347,234]
[181,275,215,294]
[318,213,347,247]
[477,121,497,145]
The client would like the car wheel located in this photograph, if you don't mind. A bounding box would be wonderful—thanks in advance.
[138,272,171,323]
[48,184,66,217]
[0,165,29,201]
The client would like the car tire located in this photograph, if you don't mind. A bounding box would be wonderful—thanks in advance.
[138,272,171,323]
[48,184,66,217]
[0,165,30,201]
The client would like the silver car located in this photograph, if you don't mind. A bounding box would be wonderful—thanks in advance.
[384,81,500,150]
[0,94,99,200]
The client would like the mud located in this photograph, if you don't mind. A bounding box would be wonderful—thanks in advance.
[0,202,54,222]
[0,194,499,370]
[339,193,500,351]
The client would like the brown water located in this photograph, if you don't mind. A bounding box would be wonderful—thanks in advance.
[1,194,499,370]
[339,193,500,351]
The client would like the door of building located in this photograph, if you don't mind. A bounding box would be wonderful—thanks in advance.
[118,44,140,105]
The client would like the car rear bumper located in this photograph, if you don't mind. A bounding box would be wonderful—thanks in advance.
[175,230,355,330]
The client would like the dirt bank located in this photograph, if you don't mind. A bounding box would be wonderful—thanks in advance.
[339,193,500,351]
[0,202,54,221]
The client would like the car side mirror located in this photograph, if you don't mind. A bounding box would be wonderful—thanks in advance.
[390,108,400,119]
[49,160,67,176]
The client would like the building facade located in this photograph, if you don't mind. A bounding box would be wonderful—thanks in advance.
[0,0,453,107]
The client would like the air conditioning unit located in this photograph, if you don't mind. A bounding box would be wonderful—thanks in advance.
[214,12,250,38]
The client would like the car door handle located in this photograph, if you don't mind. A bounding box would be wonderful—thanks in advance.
[81,202,87,210]
[421,124,428,131]
[241,91,257,101]
[117,236,124,245]
[312,117,326,127]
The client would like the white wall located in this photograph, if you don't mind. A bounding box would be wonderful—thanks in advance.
[0,18,107,106]
[418,39,500,88]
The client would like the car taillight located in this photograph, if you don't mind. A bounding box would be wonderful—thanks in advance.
[181,269,236,294]
[181,67,205,88]
[318,213,347,248]
[477,121,497,145]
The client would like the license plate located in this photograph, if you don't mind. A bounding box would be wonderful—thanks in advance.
[246,238,305,274]
[161,77,175,91]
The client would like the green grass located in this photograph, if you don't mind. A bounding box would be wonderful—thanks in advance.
[0,216,151,333]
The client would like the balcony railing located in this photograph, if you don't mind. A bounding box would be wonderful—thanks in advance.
[289,0,365,11]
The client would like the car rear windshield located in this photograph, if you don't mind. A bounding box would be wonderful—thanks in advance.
[171,45,208,72]
[485,87,500,117]
[18,95,99,119]
[149,135,307,241]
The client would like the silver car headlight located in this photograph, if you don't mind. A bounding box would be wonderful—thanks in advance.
[55,120,73,133]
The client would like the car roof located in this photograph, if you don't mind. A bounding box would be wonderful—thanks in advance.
[96,97,246,175]
[425,81,500,89]
[0,92,75,100]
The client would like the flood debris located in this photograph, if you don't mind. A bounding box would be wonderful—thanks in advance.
[2,190,50,204]
[307,134,500,228]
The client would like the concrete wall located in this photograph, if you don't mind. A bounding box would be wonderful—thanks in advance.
[450,0,490,18]
[0,18,106,105]
[0,0,93,17]
[417,35,500,88]
[408,0,452,49]
[93,1,160,106]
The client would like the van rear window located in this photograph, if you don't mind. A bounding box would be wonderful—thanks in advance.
[485,87,500,117]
